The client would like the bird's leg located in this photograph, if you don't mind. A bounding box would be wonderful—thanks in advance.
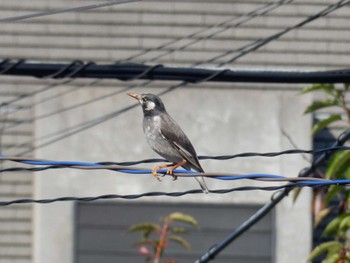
[166,160,187,181]
[151,163,175,181]
[152,160,187,181]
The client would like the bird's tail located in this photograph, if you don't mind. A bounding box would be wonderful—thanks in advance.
[194,176,209,194]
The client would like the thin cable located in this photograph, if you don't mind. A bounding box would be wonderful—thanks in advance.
[0,182,348,207]
[195,128,350,263]
[16,84,177,156]
[3,0,294,147]
[0,131,349,208]
[0,0,141,23]
[0,0,291,122]
[8,0,332,154]
[3,82,129,131]
[1,145,349,170]
[0,0,287,120]
[131,0,295,64]
[212,0,350,67]
[0,184,313,207]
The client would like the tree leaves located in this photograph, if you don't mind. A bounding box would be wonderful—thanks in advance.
[301,83,336,96]
[311,114,342,135]
[325,151,350,180]
[307,241,343,262]
[129,223,160,239]
[167,212,198,228]
[303,99,340,114]
[302,82,350,262]
[129,212,198,262]
[322,213,350,238]
[168,235,192,250]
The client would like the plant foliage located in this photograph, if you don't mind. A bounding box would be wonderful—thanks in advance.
[302,83,350,262]
[128,212,198,263]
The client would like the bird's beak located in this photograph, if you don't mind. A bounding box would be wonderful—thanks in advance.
[127,93,142,101]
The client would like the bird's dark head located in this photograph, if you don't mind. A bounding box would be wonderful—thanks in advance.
[128,93,166,115]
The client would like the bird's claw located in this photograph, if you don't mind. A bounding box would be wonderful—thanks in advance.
[151,169,162,181]
[151,163,182,181]
[165,168,178,181]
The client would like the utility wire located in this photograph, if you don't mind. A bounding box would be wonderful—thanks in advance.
[0,0,286,118]
[6,0,339,154]
[1,0,294,149]
[1,61,350,83]
[0,0,292,128]
[0,132,348,208]
[1,145,349,171]
[0,0,284,112]
[0,0,140,23]
[194,128,350,263]
[0,184,324,207]
[206,0,350,67]
[1,0,291,112]
[124,0,294,64]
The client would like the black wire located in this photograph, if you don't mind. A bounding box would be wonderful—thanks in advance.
[0,0,288,121]
[212,0,350,67]
[0,183,319,207]
[0,145,348,174]
[199,146,350,160]
[1,61,350,83]
[0,131,349,211]
[195,129,350,263]
[6,0,344,155]
[0,0,140,23]
[129,0,295,64]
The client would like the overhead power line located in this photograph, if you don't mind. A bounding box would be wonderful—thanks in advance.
[0,0,288,133]
[0,182,346,207]
[1,145,349,170]
[4,0,347,155]
[0,0,141,23]
[0,60,350,84]
[195,128,350,263]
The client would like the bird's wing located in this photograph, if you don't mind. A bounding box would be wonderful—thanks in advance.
[160,115,204,172]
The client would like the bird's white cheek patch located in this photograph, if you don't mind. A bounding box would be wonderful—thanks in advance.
[145,101,156,111]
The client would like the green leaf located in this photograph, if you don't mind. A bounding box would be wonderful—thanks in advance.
[322,214,350,237]
[171,227,188,234]
[304,99,340,114]
[301,84,335,95]
[307,241,343,261]
[339,215,350,233]
[128,223,159,239]
[325,185,343,204]
[167,212,198,227]
[325,151,350,179]
[311,114,342,135]
[323,252,341,263]
[168,235,191,250]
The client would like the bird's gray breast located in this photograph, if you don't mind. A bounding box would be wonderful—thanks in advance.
[143,115,182,163]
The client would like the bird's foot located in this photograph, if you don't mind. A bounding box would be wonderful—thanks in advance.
[151,160,187,181]
[165,160,186,180]
[165,167,177,180]
[151,167,162,181]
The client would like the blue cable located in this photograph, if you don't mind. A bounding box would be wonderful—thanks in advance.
[2,154,350,186]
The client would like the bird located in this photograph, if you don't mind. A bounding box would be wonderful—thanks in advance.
[128,92,209,194]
